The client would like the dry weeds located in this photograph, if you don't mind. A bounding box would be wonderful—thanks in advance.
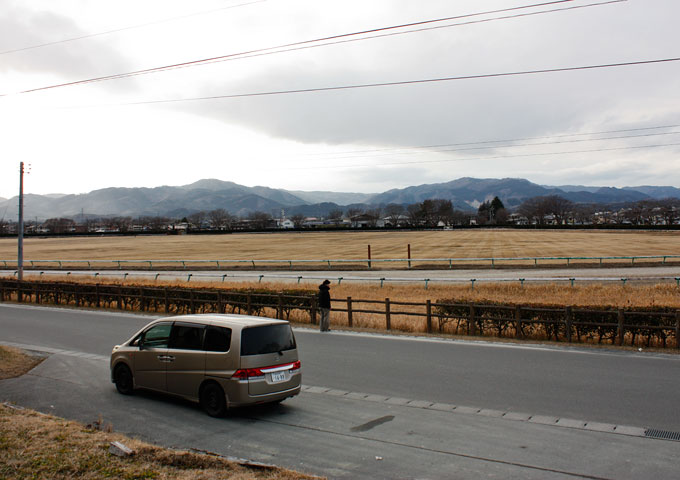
[0,345,44,380]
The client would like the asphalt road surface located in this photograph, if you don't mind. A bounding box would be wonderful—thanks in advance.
[1,303,680,479]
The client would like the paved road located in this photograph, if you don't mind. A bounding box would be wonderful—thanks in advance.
[4,265,680,287]
[1,304,679,479]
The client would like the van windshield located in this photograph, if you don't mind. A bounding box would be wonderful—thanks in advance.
[241,324,296,356]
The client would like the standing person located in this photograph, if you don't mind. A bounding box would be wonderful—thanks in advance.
[318,279,331,332]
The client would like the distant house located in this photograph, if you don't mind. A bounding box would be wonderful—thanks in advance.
[277,219,294,229]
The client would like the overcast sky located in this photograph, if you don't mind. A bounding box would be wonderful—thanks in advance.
[1,0,679,200]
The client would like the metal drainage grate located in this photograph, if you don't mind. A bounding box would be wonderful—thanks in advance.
[645,429,680,441]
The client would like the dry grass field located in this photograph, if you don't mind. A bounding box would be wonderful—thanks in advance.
[1,229,680,264]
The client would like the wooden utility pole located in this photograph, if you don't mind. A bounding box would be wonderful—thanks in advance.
[17,162,24,282]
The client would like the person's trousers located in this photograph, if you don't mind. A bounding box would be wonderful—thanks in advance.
[320,308,331,331]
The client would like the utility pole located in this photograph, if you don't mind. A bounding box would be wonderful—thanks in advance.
[17,162,24,281]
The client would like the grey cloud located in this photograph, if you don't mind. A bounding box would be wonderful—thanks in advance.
[0,2,132,81]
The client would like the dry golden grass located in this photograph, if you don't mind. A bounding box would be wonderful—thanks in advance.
[8,274,678,337]
[0,349,320,480]
[0,345,44,380]
[1,230,680,265]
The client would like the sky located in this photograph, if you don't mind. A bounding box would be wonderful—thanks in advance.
[1,0,679,200]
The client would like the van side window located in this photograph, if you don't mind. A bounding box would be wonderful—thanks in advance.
[169,324,205,351]
[141,324,172,348]
[204,326,232,352]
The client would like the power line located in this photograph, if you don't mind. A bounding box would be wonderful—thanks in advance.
[296,130,680,161]
[284,142,680,171]
[5,0,624,96]
[295,125,680,157]
[0,0,267,56]
[77,56,680,107]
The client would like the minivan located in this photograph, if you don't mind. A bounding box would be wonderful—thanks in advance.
[110,314,301,416]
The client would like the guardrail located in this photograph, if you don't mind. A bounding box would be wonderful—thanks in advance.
[1,255,680,270]
[3,269,680,289]
[1,279,678,349]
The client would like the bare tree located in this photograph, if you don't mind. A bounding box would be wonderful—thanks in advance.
[347,207,364,219]
[248,211,272,230]
[327,209,344,225]
[384,204,405,227]
[44,217,76,234]
[406,203,423,226]
[654,198,680,225]
[364,207,382,227]
[290,214,306,228]
[188,211,207,229]
[208,209,233,229]
[109,216,132,232]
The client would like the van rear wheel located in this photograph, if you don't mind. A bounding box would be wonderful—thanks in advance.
[200,383,227,417]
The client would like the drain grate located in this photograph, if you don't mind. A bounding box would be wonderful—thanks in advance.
[645,429,680,441]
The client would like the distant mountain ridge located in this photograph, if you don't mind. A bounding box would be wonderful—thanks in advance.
[0,177,678,220]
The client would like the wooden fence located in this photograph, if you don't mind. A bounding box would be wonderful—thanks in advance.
[1,279,678,349]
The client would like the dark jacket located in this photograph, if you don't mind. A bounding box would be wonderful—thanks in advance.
[318,284,331,309]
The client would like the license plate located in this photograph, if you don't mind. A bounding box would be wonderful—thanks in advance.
[271,371,286,383]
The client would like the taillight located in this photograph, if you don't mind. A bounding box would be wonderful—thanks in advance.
[233,361,300,379]
[232,368,264,379]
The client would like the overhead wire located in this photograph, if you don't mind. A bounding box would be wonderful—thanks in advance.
[71,56,680,107]
[292,130,680,162]
[282,142,680,171]
[294,125,680,157]
[0,0,267,56]
[4,0,626,96]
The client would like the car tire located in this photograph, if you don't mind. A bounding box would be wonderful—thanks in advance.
[200,382,227,417]
[113,364,134,395]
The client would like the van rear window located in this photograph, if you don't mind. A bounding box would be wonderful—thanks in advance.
[241,324,296,356]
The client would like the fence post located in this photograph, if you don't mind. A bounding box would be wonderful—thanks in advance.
[117,286,122,310]
[347,297,353,327]
[218,291,224,314]
[247,293,252,316]
[515,305,523,339]
[565,306,573,343]
[190,290,196,314]
[469,304,476,336]
[426,300,432,334]
[95,284,100,308]
[385,298,391,330]
[310,295,317,325]
[617,308,625,346]
[164,288,169,313]
[277,293,283,320]
[676,311,680,350]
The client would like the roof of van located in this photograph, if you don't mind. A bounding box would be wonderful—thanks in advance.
[164,314,289,328]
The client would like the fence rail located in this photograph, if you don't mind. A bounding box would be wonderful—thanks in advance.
[3,269,680,289]
[2,254,680,270]
[1,279,678,349]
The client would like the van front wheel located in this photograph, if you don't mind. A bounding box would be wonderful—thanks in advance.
[200,383,227,417]
[114,364,134,395]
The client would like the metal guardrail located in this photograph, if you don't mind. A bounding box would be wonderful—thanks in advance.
[3,269,680,290]
[1,255,680,270]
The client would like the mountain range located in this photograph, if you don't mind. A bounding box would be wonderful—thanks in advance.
[1,178,679,221]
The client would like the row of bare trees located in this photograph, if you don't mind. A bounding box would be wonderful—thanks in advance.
[1,196,678,235]
[518,196,680,225]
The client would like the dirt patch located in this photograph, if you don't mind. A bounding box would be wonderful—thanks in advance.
[0,346,45,380]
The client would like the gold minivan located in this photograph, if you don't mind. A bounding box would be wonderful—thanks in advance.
[110,314,301,416]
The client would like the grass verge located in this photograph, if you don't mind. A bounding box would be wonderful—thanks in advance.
[0,347,320,480]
